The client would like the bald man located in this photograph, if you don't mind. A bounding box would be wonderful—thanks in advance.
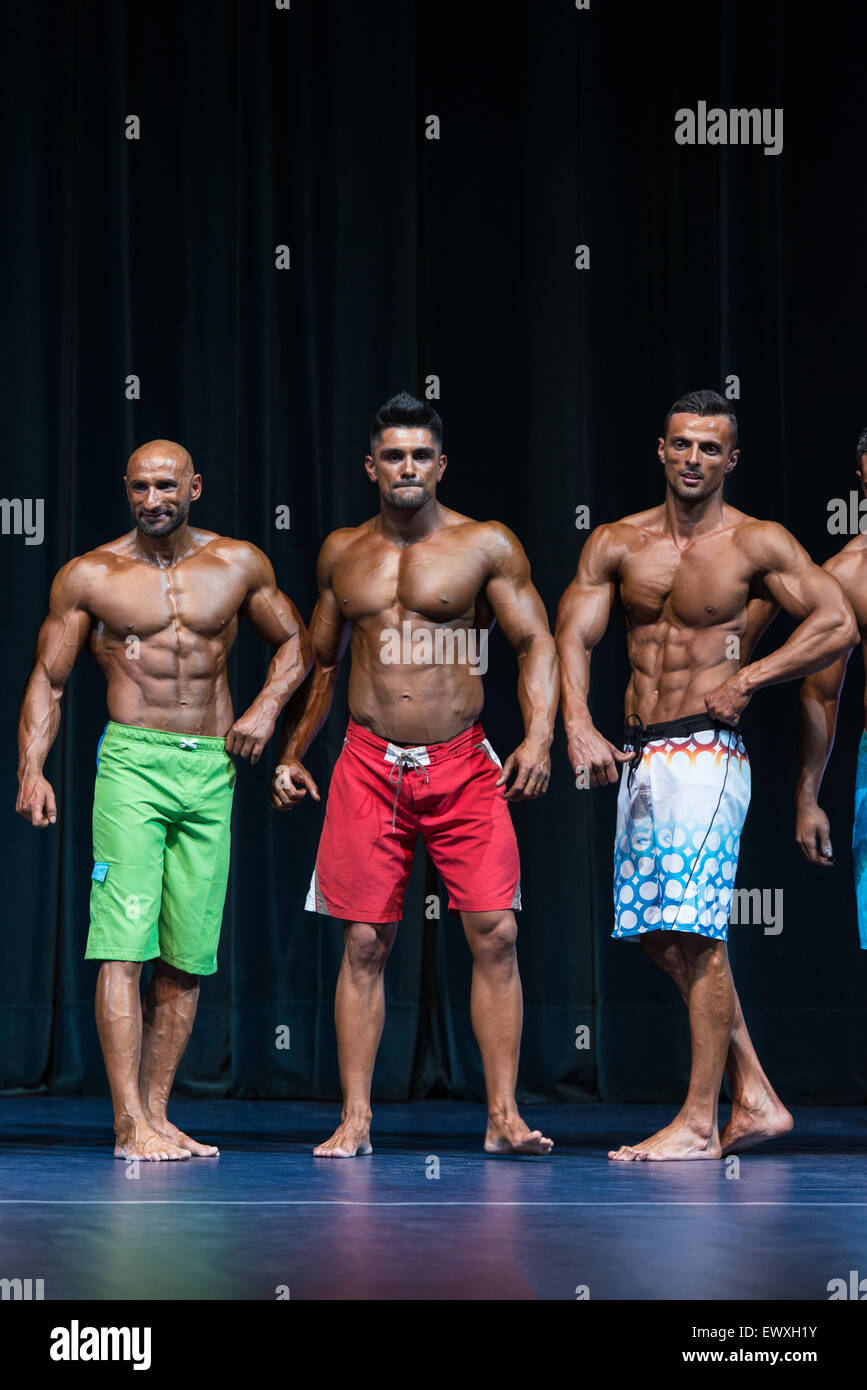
[16,441,311,1160]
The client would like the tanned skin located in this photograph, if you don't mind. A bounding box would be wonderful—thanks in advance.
[269,425,559,1157]
[796,452,867,865]
[17,440,312,1160]
[556,411,856,1161]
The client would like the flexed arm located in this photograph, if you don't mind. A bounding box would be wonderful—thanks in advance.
[17,559,94,827]
[226,545,313,764]
[269,532,351,810]
[705,523,858,726]
[555,526,632,787]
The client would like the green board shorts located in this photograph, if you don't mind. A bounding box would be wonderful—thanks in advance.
[86,721,236,976]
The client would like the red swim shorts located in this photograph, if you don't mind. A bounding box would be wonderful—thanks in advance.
[304,718,522,923]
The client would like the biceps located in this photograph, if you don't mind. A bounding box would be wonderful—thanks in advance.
[763,566,841,622]
[245,586,304,645]
[309,593,349,666]
[486,575,551,648]
[36,609,91,686]
[555,579,613,651]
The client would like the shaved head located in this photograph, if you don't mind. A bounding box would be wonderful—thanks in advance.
[125,439,201,538]
[127,439,194,477]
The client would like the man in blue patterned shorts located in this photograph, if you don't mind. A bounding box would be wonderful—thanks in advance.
[795,425,867,945]
[556,390,854,1161]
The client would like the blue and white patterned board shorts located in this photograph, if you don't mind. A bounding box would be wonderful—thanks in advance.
[612,719,751,942]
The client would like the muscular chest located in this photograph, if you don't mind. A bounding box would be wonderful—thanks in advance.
[619,537,749,627]
[90,559,245,641]
[334,542,489,624]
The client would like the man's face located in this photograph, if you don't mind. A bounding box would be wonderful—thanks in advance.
[658,414,738,502]
[365,427,446,509]
[125,451,201,536]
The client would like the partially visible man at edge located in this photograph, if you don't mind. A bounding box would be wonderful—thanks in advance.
[556,390,855,1161]
[795,425,867,955]
[17,440,312,1160]
[269,392,558,1158]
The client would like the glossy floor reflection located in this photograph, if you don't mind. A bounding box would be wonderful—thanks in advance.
[0,1099,865,1300]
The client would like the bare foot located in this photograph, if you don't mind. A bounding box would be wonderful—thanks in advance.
[313,1118,373,1158]
[485,1113,554,1156]
[720,1097,793,1156]
[608,1117,721,1162]
[114,1124,191,1161]
[148,1114,219,1158]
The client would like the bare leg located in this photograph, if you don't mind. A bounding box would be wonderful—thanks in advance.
[139,961,218,1157]
[313,921,397,1158]
[634,933,792,1156]
[609,933,733,1161]
[719,994,793,1154]
[95,960,189,1161]
[461,910,553,1156]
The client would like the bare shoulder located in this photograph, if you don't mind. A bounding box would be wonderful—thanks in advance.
[49,544,128,607]
[457,516,533,575]
[571,510,660,579]
[733,514,811,570]
[822,533,867,596]
[206,534,276,584]
[591,506,666,554]
[317,520,376,579]
[612,503,667,534]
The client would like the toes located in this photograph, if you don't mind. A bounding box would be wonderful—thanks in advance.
[608,1144,643,1161]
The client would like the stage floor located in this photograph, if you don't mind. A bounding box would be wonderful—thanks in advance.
[1,1098,865,1300]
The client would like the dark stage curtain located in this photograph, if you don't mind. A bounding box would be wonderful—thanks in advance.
[2,0,865,1103]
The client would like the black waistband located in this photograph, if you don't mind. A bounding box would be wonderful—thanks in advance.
[622,712,739,745]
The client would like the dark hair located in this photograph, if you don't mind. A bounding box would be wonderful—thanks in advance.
[856,426,867,463]
[663,389,738,447]
[370,391,443,454]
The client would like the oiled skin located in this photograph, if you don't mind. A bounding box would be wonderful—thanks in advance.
[14,439,313,1164]
[268,420,558,1161]
[553,410,854,1165]
[271,428,558,803]
[557,502,856,787]
[69,532,281,731]
[318,512,516,745]
[600,503,782,724]
[796,532,867,865]
[18,447,311,825]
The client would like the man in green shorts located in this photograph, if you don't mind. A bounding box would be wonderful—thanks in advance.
[16,440,311,1160]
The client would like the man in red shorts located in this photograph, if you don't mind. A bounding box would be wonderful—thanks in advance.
[270,392,558,1157]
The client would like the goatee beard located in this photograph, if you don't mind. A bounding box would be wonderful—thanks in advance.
[135,505,189,537]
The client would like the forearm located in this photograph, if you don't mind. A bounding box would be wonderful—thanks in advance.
[275,662,339,763]
[247,634,313,719]
[558,644,596,741]
[515,633,558,746]
[795,688,837,805]
[17,668,62,780]
[736,611,856,698]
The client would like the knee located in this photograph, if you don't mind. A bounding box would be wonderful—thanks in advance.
[99,959,142,984]
[684,938,729,984]
[466,912,518,965]
[640,933,669,963]
[155,961,199,990]
[344,923,392,976]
